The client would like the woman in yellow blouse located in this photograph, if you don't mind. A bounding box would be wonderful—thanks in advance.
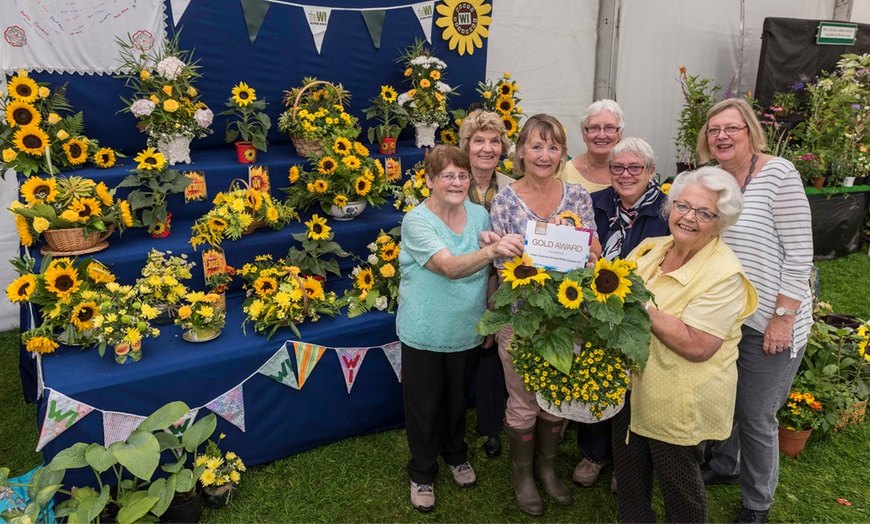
[611,166,758,523]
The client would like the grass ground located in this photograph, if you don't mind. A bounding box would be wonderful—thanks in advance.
[2,250,869,522]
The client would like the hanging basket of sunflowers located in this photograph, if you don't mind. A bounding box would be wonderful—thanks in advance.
[476,254,653,422]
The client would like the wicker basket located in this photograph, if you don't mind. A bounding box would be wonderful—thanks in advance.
[287,80,346,158]
[227,178,266,235]
[44,226,114,253]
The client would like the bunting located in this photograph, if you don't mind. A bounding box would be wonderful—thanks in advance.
[170,0,193,26]
[37,389,95,452]
[412,1,436,43]
[335,348,369,393]
[165,408,201,440]
[361,11,386,50]
[206,385,246,432]
[258,343,299,389]
[302,6,332,54]
[103,411,147,447]
[240,0,272,45]
[293,341,327,388]
[382,341,403,382]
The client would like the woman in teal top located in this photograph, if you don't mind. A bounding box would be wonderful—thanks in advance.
[397,145,523,513]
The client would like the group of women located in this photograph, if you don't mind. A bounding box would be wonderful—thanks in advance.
[395,96,813,523]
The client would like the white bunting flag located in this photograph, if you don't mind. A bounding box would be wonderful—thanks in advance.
[170,0,193,26]
[206,385,246,432]
[411,1,436,43]
[382,341,402,383]
[302,6,332,54]
[37,389,95,452]
[335,348,369,394]
[258,344,299,389]
[103,411,147,447]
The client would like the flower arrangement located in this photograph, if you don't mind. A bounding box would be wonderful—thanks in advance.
[175,291,226,336]
[134,249,195,308]
[476,72,524,140]
[117,148,191,234]
[397,40,454,126]
[791,151,827,185]
[362,85,409,146]
[343,227,402,318]
[7,255,116,352]
[476,255,653,418]
[206,264,236,295]
[221,82,271,153]
[277,77,359,143]
[9,175,134,247]
[283,137,390,213]
[392,160,429,213]
[1,70,115,177]
[675,66,722,167]
[189,182,297,250]
[238,254,341,339]
[92,281,161,363]
[196,433,245,493]
[777,390,825,432]
[284,214,349,279]
[116,33,213,145]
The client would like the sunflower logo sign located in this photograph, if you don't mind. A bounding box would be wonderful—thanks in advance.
[435,0,492,56]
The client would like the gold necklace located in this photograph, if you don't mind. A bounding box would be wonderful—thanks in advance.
[585,158,608,184]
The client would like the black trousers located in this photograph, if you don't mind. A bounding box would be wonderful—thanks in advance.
[612,393,708,523]
[576,418,613,463]
[473,344,506,437]
[402,343,475,484]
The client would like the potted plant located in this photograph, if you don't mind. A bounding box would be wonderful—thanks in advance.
[175,291,226,342]
[674,66,721,170]
[118,148,192,236]
[116,32,213,164]
[196,433,245,509]
[362,85,409,154]
[790,150,827,188]
[221,81,271,163]
[134,249,196,324]
[277,77,359,157]
[397,40,454,147]
[342,227,402,317]
[92,281,161,363]
[284,214,349,280]
[206,264,235,311]
[776,388,824,458]
[392,159,429,213]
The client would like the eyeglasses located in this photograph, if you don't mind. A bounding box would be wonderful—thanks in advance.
[609,164,646,176]
[437,173,470,182]
[706,125,748,137]
[672,200,718,223]
[585,125,621,135]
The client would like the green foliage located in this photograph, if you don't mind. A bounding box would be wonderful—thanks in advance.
[118,164,191,233]
[674,67,722,165]
[220,83,271,152]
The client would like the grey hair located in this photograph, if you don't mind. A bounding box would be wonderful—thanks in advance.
[608,137,656,169]
[581,99,626,130]
[664,166,743,229]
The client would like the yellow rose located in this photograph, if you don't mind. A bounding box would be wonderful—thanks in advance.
[162,85,173,96]
[187,86,197,97]
[56,129,69,141]
[140,70,150,81]
[178,305,192,319]
[2,149,16,163]
[32,217,50,233]
[163,99,180,112]
[48,113,61,125]
[504,72,511,79]
[379,263,395,278]
[38,86,51,98]
[150,95,160,104]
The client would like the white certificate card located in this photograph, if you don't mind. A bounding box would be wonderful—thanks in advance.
[524,221,593,272]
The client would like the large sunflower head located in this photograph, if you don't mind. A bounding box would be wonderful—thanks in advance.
[288,166,301,183]
[44,265,82,298]
[8,74,39,103]
[380,85,398,103]
[302,278,325,300]
[333,137,352,156]
[20,176,58,205]
[25,336,58,355]
[63,138,88,165]
[305,214,331,241]
[71,302,99,331]
[313,180,329,193]
[590,257,632,303]
[496,95,515,114]
[13,125,50,156]
[333,195,348,208]
[355,268,374,291]
[342,155,361,170]
[6,274,36,302]
[502,115,517,137]
[5,101,41,128]
[380,242,399,261]
[71,197,102,220]
[318,157,337,175]
[134,148,167,171]
[353,141,369,157]
[354,177,372,196]
[231,82,257,107]
[498,82,515,97]
[208,216,229,232]
[118,200,134,228]
[501,254,551,289]
[440,129,457,144]
[557,279,583,310]
[253,276,277,296]
[94,147,117,168]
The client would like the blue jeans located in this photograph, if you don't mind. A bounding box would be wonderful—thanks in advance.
[706,325,805,511]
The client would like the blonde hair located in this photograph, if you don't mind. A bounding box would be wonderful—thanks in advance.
[458,110,510,154]
[514,114,568,177]
[697,98,767,164]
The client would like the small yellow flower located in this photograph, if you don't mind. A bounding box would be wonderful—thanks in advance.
[47,113,61,125]
[162,85,173,96]
[140,70,151,81]
[38,86,51,98]
[56,129,69,141]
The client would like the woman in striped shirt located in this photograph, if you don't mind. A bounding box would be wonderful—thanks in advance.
[696,98,813,524]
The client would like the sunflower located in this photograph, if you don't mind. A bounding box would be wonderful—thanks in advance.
[342,155,361,169]
[94,147,117,168]
[6,274,36,302]
[317,156,337,175]
[590,257,632,303]
[26,336,58,355]
[254,276,278,296]
[440,129,457,144]
[134,148,167,171]
[380,85,398,103]
[150,221,167,236]
[355,268,374,291]
[333,137,352,156]
[243,148,257,162]
[288,166,301,183]
[95,182,113,206]
[71,302,99,331]
[353,141,369,157]
[62,138,88,165]
[305,214,331,241]
[660,183,672,195]
[496,95,515,114]
[71,197,101,220]
[313,180,329,193]
[501,254,550,288]
[13,125,50,155]
[303,278,325,300]
[498,82,515,96]
[558,210,582,227]
[435,0,493,56]
[502,115,517,137]
[8,74,39,103]
[266,206,279,222]
[380,242,399,261]
[44,265,81,298]
[88,262,116,284]
[14,215,33,246]
[20,176,58,204]
[5,101,41,128]
[118,200,134,227]
[333,195,348,208]
[557,279,583,309]
[232,82,257,106]
[354,177,372,196]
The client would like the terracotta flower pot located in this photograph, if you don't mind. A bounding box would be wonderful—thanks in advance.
[379,137,397,155]
[778,425,812,458]
[235,141,257,164]
[811,176,826,189]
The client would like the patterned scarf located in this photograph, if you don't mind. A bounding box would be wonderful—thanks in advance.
[602,180,662,261]
[468,172,499,212]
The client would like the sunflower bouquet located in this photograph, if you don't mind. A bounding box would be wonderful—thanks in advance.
[362,85,409,148]
[134,249,196,309]
[116,33,213,146]
[238,254,341,339]
[277,77,359,144]
[9,175,134,248]
[117,148,192,234]
[1,70,116,177]
[175,291,226,336]
[392,160,429,213]
[92,281,161,363]
[778,390,825,432]
[283,137,390,214]
[476,72,524,141]
[189,182,298,250]
[343,227,401,318]
[284,214,349,279]
[397,40,454,127]
[476,255,653,420]
[6,254,117,352]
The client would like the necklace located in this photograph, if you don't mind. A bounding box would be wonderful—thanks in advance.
[584,158,608,185]
[741,154,758,194]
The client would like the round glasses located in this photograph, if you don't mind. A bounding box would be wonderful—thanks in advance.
[609,164,646,176]
[706,125,748,137]
[672,200,718,223]
[437,173,470,182]
[585,125,621,136]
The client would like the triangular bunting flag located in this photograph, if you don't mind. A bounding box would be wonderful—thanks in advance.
[164,408,200,440]
[361,10,386,50]
[335,348,370,394]
[302,6,332,54]
[411,1,435,43]
[206,386,246,432]
[240,0,271,45]
[170,0,192,26]
[293,341,326,389]
[103,411,147,447]
[258,343,299,389]
[37,389,95,451]
[382,341,402,383]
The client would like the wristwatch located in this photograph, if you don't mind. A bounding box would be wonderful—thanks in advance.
[775,306,798,317]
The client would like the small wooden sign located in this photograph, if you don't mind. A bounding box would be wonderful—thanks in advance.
[202,247,227,283]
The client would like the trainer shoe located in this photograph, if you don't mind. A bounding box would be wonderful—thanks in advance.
[448,462,477,488]
[410,481,434,513]
[572,458,607,487]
